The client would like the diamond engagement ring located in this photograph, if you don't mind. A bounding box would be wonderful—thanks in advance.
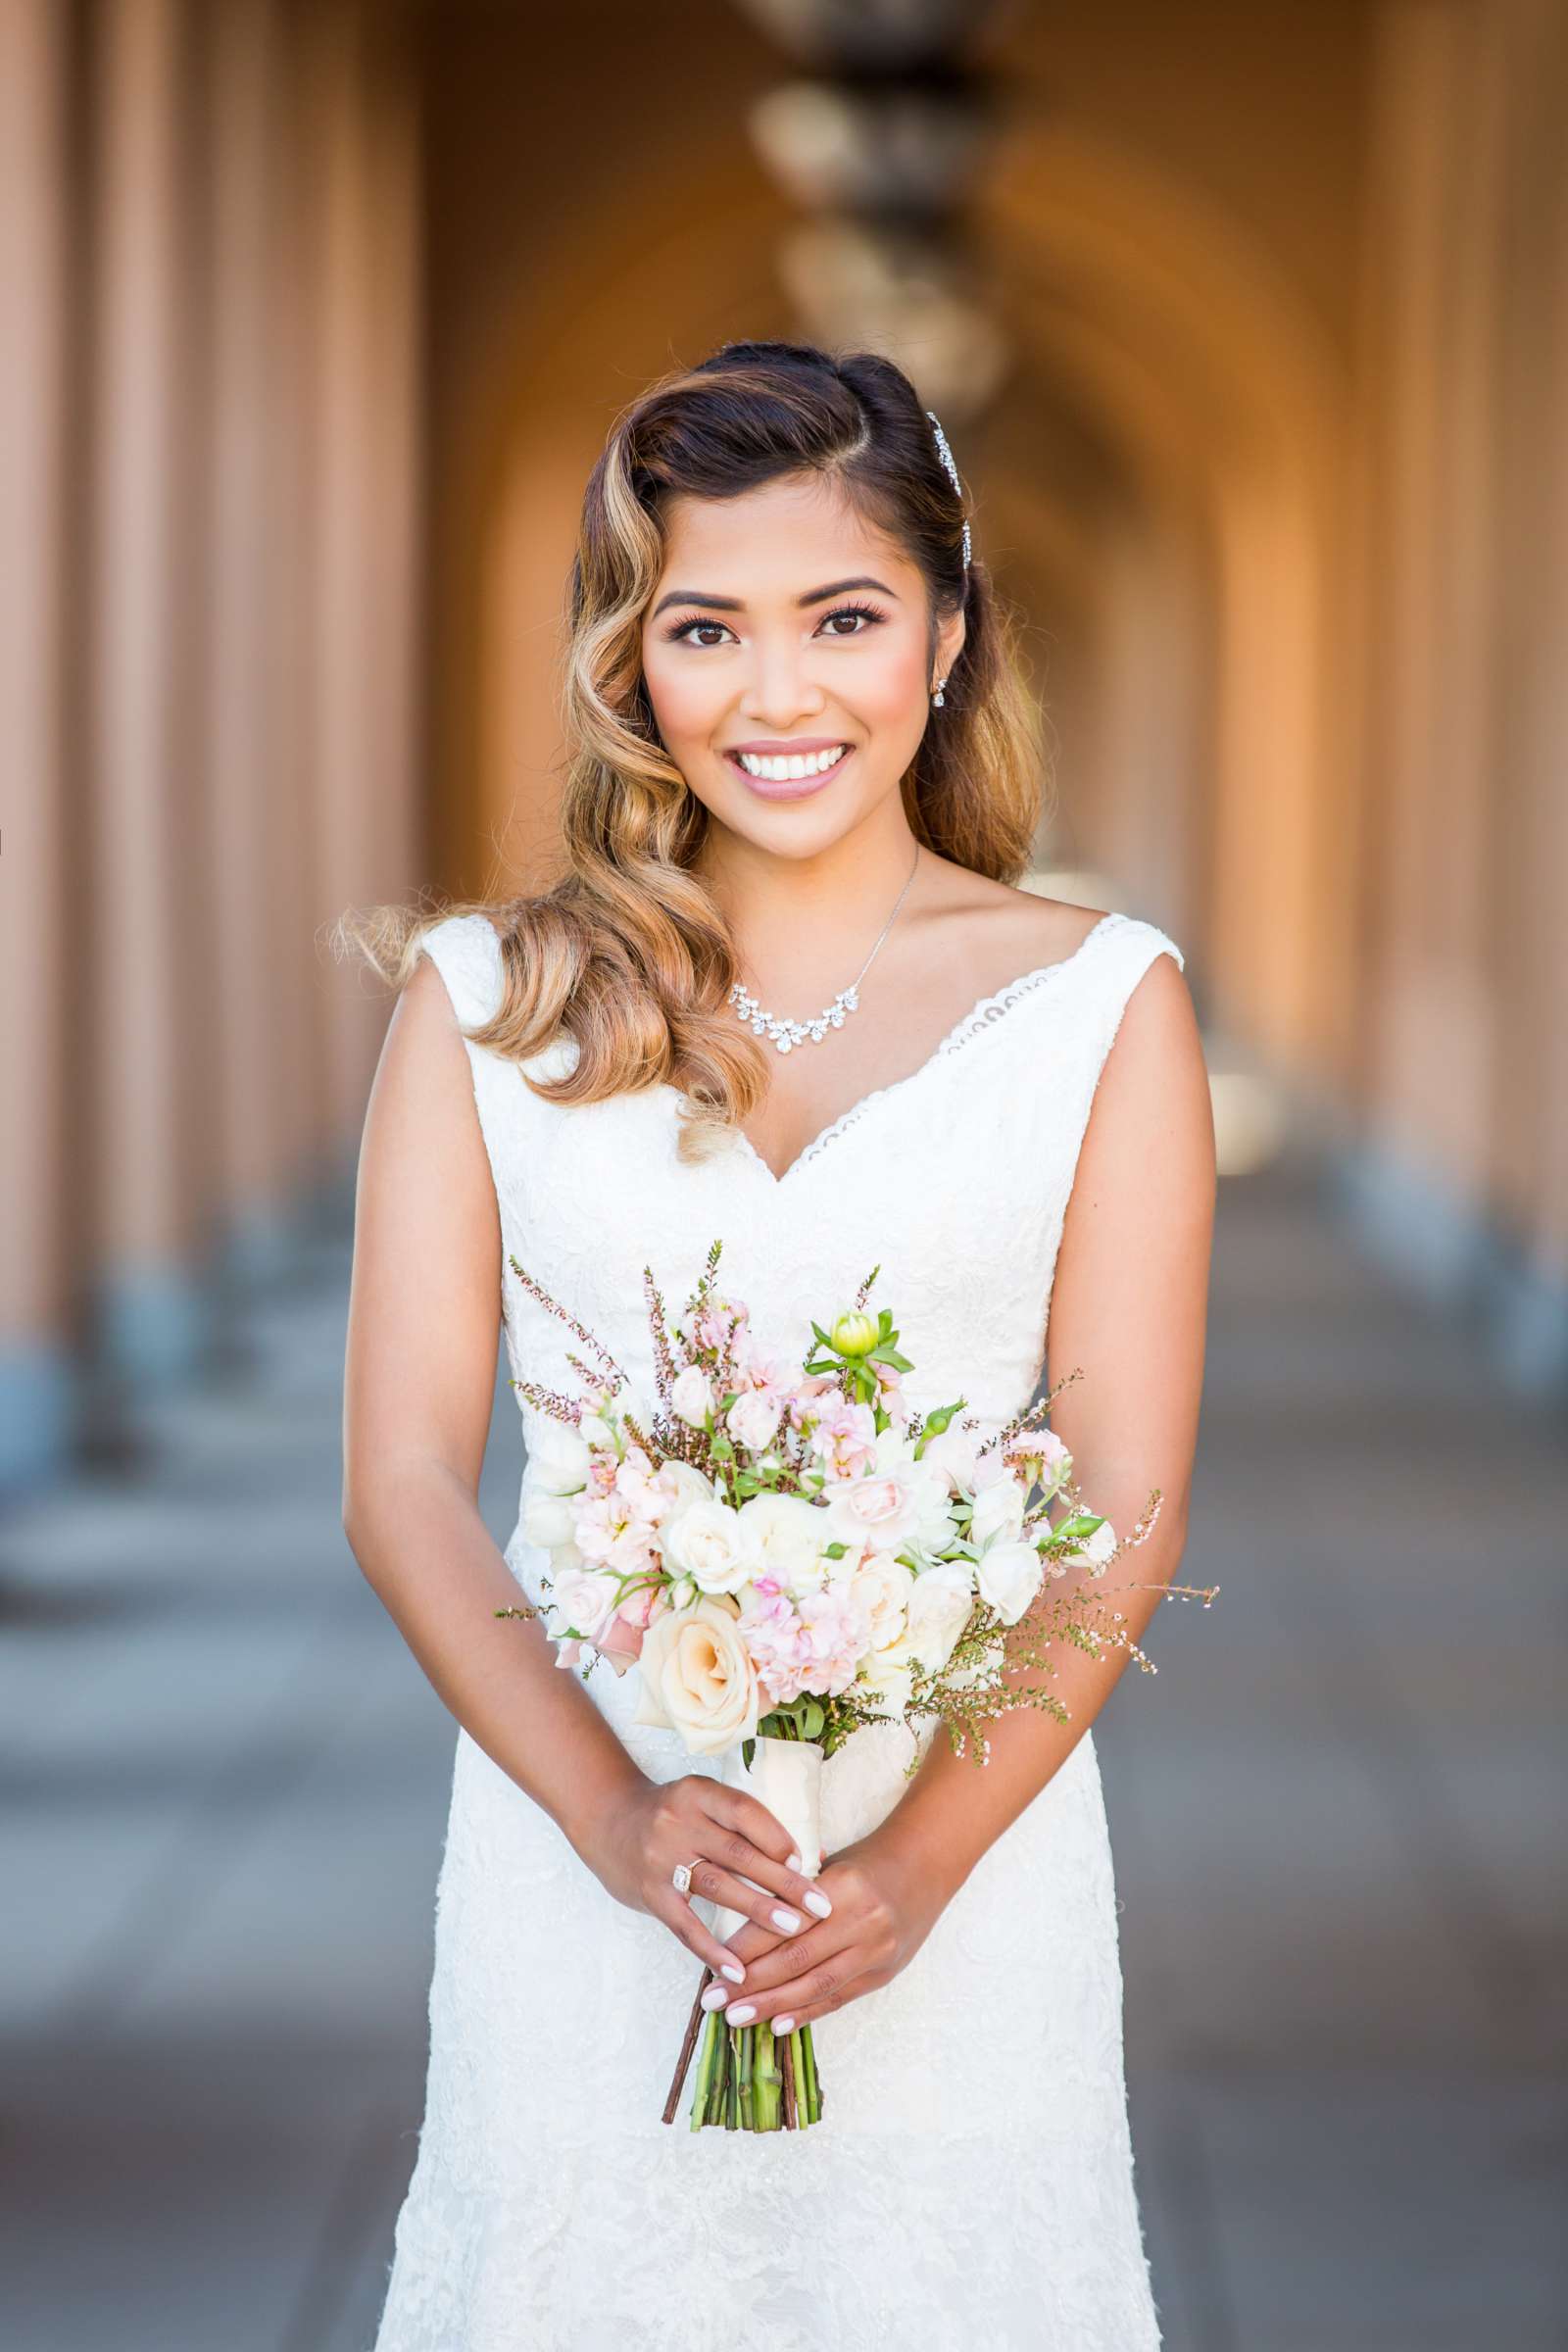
[671,1861,696,1896]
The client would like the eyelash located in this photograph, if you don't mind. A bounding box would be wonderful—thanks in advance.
[662,600,889,647]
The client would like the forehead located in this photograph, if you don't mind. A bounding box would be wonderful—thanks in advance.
[655,472,911,595]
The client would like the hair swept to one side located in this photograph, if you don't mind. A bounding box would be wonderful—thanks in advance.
[334,339,1048,1163]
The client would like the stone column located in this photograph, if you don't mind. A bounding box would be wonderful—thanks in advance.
[0,0,72,1489]
[86,0,211,1385]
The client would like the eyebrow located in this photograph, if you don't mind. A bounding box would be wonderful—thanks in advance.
[650,574,901,620]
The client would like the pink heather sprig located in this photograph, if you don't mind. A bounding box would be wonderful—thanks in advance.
[509,1252,630,1395]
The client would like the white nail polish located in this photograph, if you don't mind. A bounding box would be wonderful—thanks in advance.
[803,1889,832,1918]
[701,1984,728,2011]
[725,2003,757,2026]
[771,1905,802,1933]
[787,1851,804,1872]
[773,2015,795,2036]
[720,1961,745,1984]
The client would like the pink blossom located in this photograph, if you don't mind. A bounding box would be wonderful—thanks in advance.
[595,1586,661,1677]
[737,1585,814,1707]
[731,1339,795,1403]
[575,1493,660,1575]
[795,1585,872,1696]
[785,1373,839,1431]
[693,1295,750,1352]
[809,1396,878,1480]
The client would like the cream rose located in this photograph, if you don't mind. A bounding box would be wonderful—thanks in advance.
[661,1494,754,1595]
[861,1561,975,1717]
[823,1426,953,1556]
[633,1594,760,1755]
[850,1551,916,1652]
[544,1564,620,1645]
[735,1491,832,1596]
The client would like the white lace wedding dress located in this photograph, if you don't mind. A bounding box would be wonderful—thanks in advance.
[369,906,1185,2352]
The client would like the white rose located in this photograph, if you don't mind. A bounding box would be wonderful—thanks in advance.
[670,1366,714,1428]
[970,1472,1028,1549]
[736,1491,832,1596]
[527,1420,592,1495]
[727,1389,783,1452]
[633,1595,760,1756]
[545,1565,620,1645]
[916,1423,979,1493]
[662,1494,754,1595]
[577,1411,617,1454]
[1065,1518,1118,1576]
[974,1540,1044,1627]
[850,1551,915,1652]
[905,1562,978,1670]
[521,1487,578,1548]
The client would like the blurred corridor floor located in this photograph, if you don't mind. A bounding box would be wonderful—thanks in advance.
[1,1163,1563,2352]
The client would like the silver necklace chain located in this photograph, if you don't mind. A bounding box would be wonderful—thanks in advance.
[729,843,922,1055]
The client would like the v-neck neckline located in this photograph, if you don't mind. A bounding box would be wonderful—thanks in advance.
[704,910,1123,1188]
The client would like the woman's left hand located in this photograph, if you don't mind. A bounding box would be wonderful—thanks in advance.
[703,1832,952,2036]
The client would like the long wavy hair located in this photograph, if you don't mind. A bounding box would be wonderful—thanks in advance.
[337,339,1047,1162]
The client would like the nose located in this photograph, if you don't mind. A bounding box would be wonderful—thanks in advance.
[739,632,826,730]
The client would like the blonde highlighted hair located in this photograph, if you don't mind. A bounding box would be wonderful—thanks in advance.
[337,339,1046,1162]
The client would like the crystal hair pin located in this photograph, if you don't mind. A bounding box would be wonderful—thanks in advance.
[925,408,972,569]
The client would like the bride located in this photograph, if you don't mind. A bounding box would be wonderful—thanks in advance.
[341,339,1214,2349]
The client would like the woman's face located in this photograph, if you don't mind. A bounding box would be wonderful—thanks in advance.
[639,472,964,861]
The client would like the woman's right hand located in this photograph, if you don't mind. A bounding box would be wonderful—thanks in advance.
[586,1771,833,1985]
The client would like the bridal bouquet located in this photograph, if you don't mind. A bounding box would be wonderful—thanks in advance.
[497,1240,1215,2132]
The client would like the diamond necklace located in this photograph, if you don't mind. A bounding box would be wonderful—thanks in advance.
[728,843,922,1055]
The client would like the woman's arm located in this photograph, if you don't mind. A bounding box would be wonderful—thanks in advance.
[341,954,827,1983]
[873,947,1216,1898]
[341,956,645,1844]
[710,950,1215,2034]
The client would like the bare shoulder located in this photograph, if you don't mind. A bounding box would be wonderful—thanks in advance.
[906,854,1117,986]
[1077,926,1211,1196]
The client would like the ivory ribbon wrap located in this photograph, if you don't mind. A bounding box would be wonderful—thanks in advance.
[710,1734,824,1944]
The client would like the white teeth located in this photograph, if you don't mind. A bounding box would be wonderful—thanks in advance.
[735,745,848,781]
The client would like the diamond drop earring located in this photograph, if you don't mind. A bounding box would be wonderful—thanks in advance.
[932,676,947,708]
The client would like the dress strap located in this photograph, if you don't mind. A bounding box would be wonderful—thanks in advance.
[416,911,506,1033]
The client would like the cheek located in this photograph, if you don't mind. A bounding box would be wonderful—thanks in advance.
[641,643,719,742]
[852,633,931,732]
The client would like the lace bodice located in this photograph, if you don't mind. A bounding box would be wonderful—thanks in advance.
[370,902,1185,2352]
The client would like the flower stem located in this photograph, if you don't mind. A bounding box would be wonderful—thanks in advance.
[752,2015,781,2129]
[801,2023,821,2123]
[689,2010,720,2132]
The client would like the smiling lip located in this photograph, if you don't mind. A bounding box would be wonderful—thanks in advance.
[725,744,854,800]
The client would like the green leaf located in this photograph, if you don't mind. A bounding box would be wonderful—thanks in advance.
[868,1345,913,1371]
[1054,1511,1105,1544]
[823,1540,849,1558]
[799,1698,825,1739]
[741,1736,757,1770]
